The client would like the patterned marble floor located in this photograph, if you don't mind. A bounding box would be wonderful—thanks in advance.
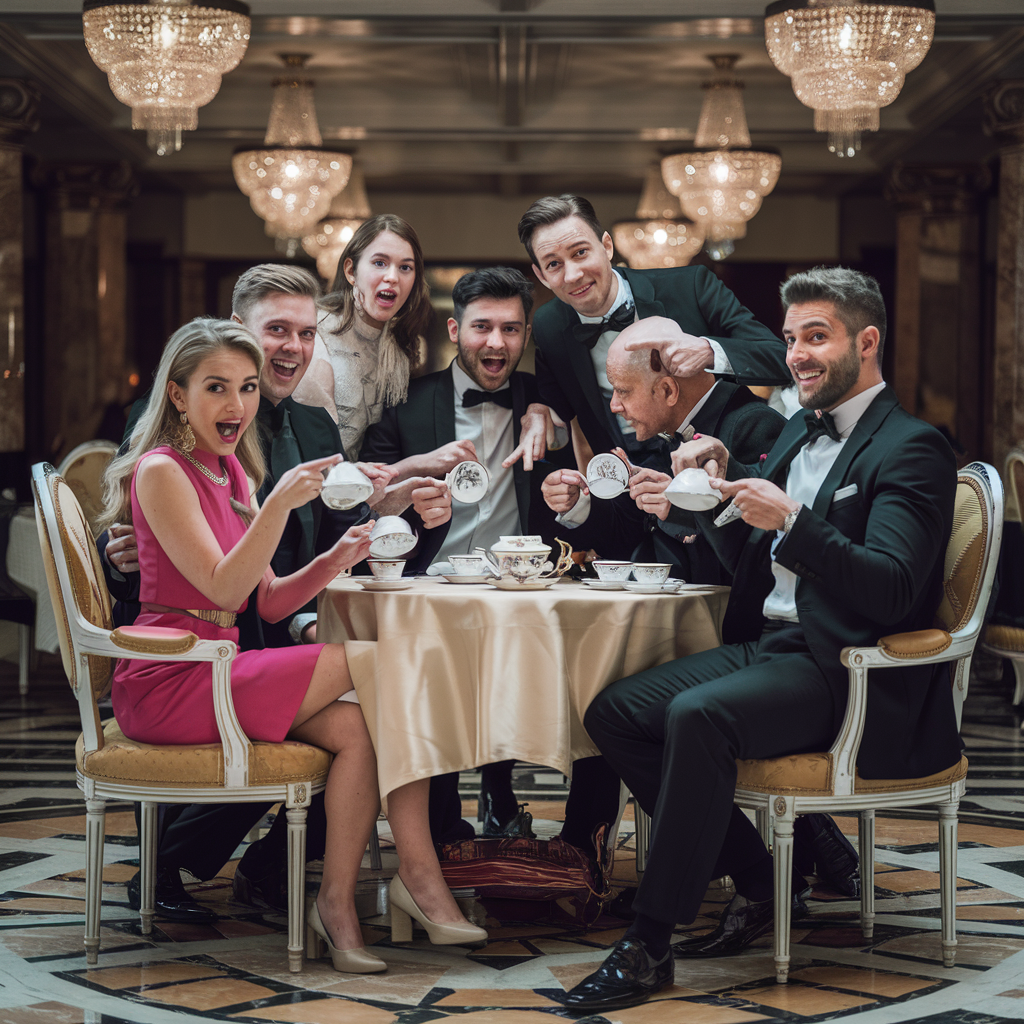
[0,658,1023,1024]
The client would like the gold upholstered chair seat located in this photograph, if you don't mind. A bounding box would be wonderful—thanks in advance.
[32,461,331,972]
[77,721,332,789]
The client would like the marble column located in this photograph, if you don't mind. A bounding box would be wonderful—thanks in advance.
[984,80,1024,473]
[31,162,136,460]
[0,79,39,456]
[886,163,990,462]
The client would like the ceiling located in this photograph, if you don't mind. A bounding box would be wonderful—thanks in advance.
[1,0,1023,199]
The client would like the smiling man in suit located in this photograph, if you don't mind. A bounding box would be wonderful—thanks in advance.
[562,267,960,1012]
[516,194,793,464]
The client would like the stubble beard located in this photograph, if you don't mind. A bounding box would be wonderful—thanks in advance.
[798,341,860,411]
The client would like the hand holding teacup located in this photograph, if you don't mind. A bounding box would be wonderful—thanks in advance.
[542,469,589,513]
[670,434,730,480]
[410,477,452,529]
[710,476,799,532]
[628,468,673,521]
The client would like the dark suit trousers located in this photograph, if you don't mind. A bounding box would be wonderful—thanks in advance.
[584,623,836,925]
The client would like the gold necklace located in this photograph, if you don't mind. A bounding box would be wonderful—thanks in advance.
[180,450,229,486]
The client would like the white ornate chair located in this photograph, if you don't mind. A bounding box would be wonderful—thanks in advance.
[734,462,1003,983]
[32,461,330,970]
[57,440,119,539]
[981,446,1024,707]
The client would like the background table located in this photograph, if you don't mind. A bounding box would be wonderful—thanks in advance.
[6,508,60,654]
[319,577,729,799]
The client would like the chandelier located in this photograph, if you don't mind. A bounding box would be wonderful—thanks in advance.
[301,164,372,281]
[765,0,935,158]
[612,165,704,269]
[82,0,250,156]
[661,55,781,261]
[233,54,351,254]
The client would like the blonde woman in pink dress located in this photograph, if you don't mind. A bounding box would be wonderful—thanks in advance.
[99,318,486,974]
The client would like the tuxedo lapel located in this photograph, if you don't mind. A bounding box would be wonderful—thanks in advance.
[623,268,667,319]
[690,382,734,436]
[510,373,531,523]
[564,323,615,440]
[434,364,457,447]
[755,413,808,483]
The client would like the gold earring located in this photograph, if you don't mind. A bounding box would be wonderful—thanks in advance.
[174,410,196,455]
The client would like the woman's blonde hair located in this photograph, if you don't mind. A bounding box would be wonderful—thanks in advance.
[98,318,266,532]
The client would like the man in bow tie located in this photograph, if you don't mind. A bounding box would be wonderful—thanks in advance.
[516,194,793,464]
[563,267,960,1012]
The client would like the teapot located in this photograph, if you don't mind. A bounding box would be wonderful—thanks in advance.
[478,536,574,583]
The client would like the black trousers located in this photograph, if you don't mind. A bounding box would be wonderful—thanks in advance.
[585,623,836,925]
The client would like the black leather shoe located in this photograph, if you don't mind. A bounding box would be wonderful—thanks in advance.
[232,860,287,914]
[562,937,673,1011]
[126,867,216,924]
[672,889,809,959]
[796,813,861,898]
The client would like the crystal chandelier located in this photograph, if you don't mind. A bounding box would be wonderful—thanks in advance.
[301,164,372,281]
[233,54,352,254]
[82,0,250,156]
[765,0,935,158]
[612,165,704,270]
[661,55,781,261]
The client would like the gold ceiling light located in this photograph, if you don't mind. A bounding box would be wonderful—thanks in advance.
[82,0,250,156]
[612,164,704,270]
[232,54,352,254]
[765,0,935,158]
[301,164,372,282]
[661,55,781,261]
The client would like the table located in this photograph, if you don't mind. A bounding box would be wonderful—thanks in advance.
[319,577,729,799]
[6,508,60,655]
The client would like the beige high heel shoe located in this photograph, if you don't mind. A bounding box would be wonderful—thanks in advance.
[307,900,386,973]
[389,875,488,945]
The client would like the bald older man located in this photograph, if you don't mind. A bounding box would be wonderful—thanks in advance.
[543,318,785,590]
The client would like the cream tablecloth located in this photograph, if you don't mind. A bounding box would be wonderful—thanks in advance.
[319,577,729,799]
[6,508,60,654]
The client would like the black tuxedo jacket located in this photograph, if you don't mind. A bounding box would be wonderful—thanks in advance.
[360,364,570,572]
[533,265,792,458]
[555,383,785,587]
[702,385,961,780]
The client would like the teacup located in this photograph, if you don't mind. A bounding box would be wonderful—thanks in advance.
[369,516,417,558]
[445,461,490,504]
[322,461,374,510]
[631,562,672,584]
[449,554,491,576]
[368,558,406,580]
[593,560,633,581]
[586,452,630,499]
[664,467,723,512]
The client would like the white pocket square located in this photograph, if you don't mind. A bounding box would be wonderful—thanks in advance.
[832,483,859,504]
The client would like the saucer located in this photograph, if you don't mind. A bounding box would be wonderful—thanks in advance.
[358,579,413,591]
[485,577,558,591]
[584,579,627,590]
[441,574,492,585]
[625,581,681,594]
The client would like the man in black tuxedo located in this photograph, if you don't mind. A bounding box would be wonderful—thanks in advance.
[361,267,620,856]
[515,194,792,463]
[563,267,961,1012]
[104,265,391,920]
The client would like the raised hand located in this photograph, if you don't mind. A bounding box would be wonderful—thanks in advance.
[423,440,479,477]
[620,315,714,378]
[710,476,799,532]
[326,521,375,574]
[268,454,342,512]
[628,468,672,521]
[411,479,452,529]
[671,435,729,481]
[356,461,398,506]
[542,469,589,513]
[503,403,566,471]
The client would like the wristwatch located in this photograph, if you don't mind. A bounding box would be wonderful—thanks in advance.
[783,504,802,534]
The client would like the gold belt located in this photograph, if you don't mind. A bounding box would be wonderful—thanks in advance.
[142,603,237,629]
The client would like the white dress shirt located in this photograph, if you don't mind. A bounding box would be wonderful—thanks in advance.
[557,380,722,529]
[762,381,887,622]
[436,361,523,563]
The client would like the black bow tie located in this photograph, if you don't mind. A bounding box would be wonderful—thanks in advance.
[802,408,842,444]
[463,387,514,410]
[572,303,637,349]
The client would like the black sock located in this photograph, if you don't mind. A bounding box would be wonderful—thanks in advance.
[624,911,674,961]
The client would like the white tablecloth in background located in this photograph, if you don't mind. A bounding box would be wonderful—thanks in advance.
[6,509,59,654]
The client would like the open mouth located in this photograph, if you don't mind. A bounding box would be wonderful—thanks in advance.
[480,355,507,376]
[271,358,299,380]
[375,289,398,307]
[216,422,240,442]
[569,282,593,299]
[794,367,825,387]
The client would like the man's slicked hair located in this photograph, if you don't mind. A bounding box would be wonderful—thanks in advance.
[231,264,321,322]
[517,194,606,266]
[451,266,535,326]
[780,266,887,363]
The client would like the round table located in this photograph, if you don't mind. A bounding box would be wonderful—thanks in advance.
[318,576,729,799]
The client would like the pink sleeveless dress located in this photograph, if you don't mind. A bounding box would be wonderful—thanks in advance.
[111,446,321,745]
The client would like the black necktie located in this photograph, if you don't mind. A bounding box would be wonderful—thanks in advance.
[802,408,842,444]
[463,388,514,410]
[269,404,314,566]
[571,303,636,349]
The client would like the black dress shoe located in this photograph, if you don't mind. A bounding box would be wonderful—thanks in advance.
[126,867,216,924]
[672,888,809,959]
[232,860,288,914]
[796,813,861,898]
[562,937,673,1011]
